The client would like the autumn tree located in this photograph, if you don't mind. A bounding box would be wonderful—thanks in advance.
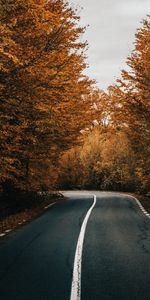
[58,127,136,191]
[0,0,93,193]
[108,16,150,193]
[58,146,84,189]
[99,130,136,191]
[59,17,150,194]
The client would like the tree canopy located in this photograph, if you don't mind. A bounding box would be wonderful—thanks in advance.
[1,2,149,196]
[58,16,150,195]
[0,0,93,192]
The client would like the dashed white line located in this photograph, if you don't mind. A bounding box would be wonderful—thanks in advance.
[118,193,150,219]
[0,202,57,238]
[120,193,150,219]
[0,233,6,237]
[44,202,56,210]
[5,229,12,233]
[134,197,150,219]
[70,195,96,300]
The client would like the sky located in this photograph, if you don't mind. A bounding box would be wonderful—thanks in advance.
[71,0,150,90]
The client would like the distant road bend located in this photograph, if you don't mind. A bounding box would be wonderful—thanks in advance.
[0,191,150,300]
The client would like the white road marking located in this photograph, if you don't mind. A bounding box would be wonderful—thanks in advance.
[0,233,6,237]
[5,229,12,233]
[70,195,97,300]
[44,202,56,210]
[0,202,57,239]
[134,198,150,219]
[119,193,150,219]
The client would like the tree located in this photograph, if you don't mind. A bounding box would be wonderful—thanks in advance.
[0,0,93,192]
[58,127,137,191]
[99,130,136,191]
[58,146,84,189]
[108,17,150,193]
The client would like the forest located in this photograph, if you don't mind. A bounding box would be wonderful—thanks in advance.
[0,0,150,200]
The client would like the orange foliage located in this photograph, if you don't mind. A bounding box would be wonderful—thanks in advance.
[0,0,93,192]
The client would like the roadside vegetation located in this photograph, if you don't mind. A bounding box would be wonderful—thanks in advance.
[0,0,149,231]
[58,17,150,197]
[0,191,64,236]
[0,0,94,196]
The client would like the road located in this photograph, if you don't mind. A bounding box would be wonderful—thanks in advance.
[0,191,150,300]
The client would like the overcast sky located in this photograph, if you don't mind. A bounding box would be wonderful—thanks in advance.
[71,0,150,90]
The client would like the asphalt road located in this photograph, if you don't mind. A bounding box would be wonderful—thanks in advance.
[0,191,150,300]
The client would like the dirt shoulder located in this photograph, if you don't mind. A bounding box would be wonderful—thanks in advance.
[0,192,65,237]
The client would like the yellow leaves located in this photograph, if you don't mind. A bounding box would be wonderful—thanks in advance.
[58,127,137,191]
[0,156,22,182]
[36,102,52,113]
[105,16,150,193]
[0,0,93,192]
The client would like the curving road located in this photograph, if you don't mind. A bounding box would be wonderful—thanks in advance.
[0,191,150,300]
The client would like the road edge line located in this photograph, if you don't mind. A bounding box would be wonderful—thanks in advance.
[119,193,150,219]
[44,202,56,210]
[0,202,57,239]
[70,195,97,300]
